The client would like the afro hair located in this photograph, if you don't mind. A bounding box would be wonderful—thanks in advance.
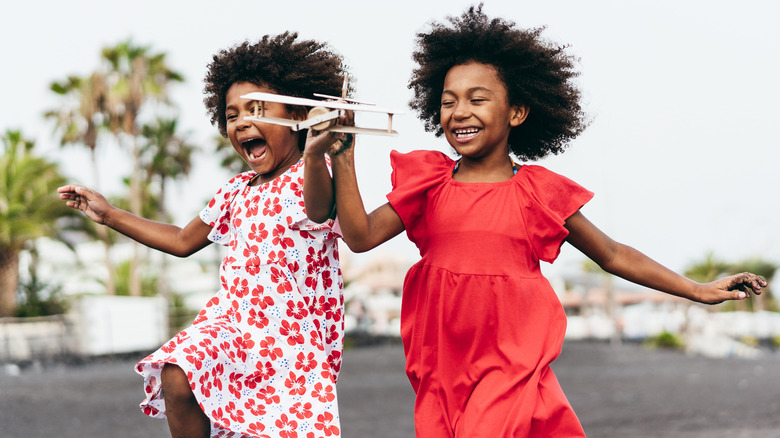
[204,32,351,144]
[408,5,588,161]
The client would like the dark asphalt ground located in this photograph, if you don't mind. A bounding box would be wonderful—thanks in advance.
[1,340,779,437]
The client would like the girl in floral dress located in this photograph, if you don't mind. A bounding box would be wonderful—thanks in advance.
[59,33,351,438]
[306,6,768,437]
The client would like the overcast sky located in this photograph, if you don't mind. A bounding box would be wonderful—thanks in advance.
[3,0,778,278]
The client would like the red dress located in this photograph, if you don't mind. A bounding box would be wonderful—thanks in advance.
[386,150,593,437]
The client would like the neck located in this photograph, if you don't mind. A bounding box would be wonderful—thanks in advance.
[453,154,517,183]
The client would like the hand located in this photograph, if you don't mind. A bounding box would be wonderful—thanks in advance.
[57,184,113,225]
[304,110,355,157]
[697,272,767,304]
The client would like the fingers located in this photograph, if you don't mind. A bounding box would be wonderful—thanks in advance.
[729,272,766,296]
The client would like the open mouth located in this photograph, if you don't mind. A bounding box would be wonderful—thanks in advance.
[241,137,267,160]
[453,127,480,140]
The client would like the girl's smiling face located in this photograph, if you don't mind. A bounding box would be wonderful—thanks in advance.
[440,61,527,162]
[225,81,304,183]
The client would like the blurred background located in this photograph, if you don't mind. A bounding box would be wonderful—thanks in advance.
[1,1,779,435]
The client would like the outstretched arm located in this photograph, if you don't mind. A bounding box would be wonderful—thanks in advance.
[564,211,766,304]
[58,184,212,257]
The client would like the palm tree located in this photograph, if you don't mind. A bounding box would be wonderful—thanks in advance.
[46,72,119,294]
[100,40,184,297]
[0,130,77,316]
[140,117,199,298]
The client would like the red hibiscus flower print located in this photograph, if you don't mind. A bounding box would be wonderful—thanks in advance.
[198,325,219,339]
[212,407,227,427]
[275,413,298,438]
[248,308,269,329]
[286,300,309,319]
[315,412,339,437]
[290,401,313,420]
[267,250,288,267]
[244,195,260,217]
[310,329,324,351]
[280,320,304,346]
[225,401,245,424]
[253,361,276,382]
[183,345,205,370]
[321,270,333,289]
[199,372,212,397]
[328,351,342,374]
[308,296,326,317]
[247,422,269,437]
[199,339,219,360]
[289,181,303,198]
[311,382,336,403]
[228,372,244,399]
[244,399,267,417]
[305,247,320,272]
[257,386,281,405]
[249,285,271,307]
[285,371,307,396]
[259,336,283,360]
[230,277,250,299]
[295,351,317,373]
[263,197,282,217]
[324,323,340,345]
[272,224,294,249]
[248,222,268,242]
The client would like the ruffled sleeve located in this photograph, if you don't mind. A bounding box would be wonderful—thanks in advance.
[518,165,594,263]
[199,172,254,245]
[386,150,452,245]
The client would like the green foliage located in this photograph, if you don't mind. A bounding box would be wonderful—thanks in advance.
[14,276,69,317]
[0,130,81,315]
[112,259,159,297]
[643,331,685,350]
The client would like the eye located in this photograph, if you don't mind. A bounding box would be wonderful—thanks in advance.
[441,100,455,108]
[470,98,487,104]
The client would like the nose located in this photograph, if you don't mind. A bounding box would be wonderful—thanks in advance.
[236,112,251,130]
[452,101,471,120]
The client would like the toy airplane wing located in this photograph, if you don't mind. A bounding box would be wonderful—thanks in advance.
[240,91,403,136]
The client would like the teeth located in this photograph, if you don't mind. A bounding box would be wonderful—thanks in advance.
[454,128,479,137]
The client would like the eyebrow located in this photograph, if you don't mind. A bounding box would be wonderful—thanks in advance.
[442,86,495,96]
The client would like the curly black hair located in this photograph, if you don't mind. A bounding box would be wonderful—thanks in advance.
[408,5,588,161]
[204,32,351,150]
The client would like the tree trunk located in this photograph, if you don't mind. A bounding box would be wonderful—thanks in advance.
[129,135,142,297]
[90,147,116,295]
[0,249,20,317]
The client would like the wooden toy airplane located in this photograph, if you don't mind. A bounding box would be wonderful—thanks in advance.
[241,79,402,136]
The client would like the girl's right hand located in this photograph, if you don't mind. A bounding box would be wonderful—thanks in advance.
[57,184,113,225]
[304,110,355,157]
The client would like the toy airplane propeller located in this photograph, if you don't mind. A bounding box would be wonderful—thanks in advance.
[241,78,402,136]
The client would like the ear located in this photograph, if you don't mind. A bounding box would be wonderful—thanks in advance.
[509,105,529,127]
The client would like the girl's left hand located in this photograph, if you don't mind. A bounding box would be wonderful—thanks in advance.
[698,272,767,304]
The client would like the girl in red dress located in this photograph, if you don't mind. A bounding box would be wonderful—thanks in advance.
[306,6,767,437]
[59,33,352,438]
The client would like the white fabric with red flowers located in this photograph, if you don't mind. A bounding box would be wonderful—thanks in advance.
[135,160,344,438]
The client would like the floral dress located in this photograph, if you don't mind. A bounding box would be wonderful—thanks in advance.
[387,150,593,437]
[135,159,344,438]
